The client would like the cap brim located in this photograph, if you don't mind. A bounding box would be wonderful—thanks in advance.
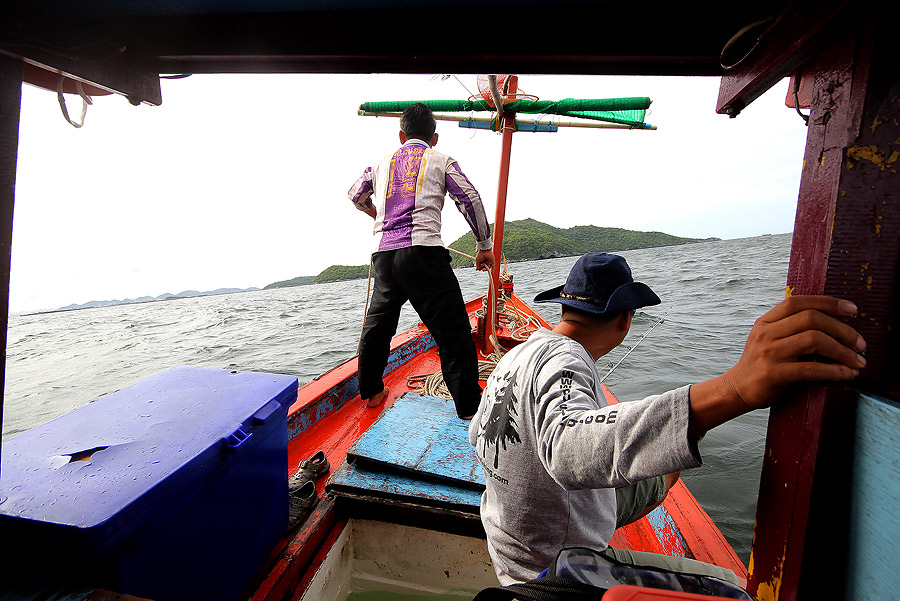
[534,281,660,315]
[533,284,565,304]
[607,282,661,313]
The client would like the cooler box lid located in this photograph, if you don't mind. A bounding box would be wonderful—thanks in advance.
[0,366,297,538]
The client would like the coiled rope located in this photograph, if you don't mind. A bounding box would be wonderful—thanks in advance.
[407,249,541,400]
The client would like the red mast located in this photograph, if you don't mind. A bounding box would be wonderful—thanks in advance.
[484,75,517,354]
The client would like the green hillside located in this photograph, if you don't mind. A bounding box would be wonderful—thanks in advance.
[264,275,316,289]
[262,219,717,287]
[448,218,715,267]
[314,264,369,283]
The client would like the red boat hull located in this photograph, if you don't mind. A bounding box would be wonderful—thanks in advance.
[248,292,748,600]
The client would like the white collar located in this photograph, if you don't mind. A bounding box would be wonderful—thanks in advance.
[402,138,431,149]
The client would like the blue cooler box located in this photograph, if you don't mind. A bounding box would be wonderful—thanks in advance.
[0,366,297,601]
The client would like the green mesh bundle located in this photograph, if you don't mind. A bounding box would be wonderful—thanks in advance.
[358,97,651,128]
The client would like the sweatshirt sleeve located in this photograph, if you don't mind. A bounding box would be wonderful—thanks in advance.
[445,161,493,250]
[531,349,701,490]
[348,166,375,211]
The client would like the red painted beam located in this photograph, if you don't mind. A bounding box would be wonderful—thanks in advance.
[0,54,21,483]
[248,497,341,601]
[747,20,898,601]
[747,29,864,601]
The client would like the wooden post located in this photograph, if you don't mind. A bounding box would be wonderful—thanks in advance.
[0,54,22,477]
[746,19,899,601]
[485,76,517,354]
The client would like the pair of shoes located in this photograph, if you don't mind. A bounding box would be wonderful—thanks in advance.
[287,480,318,532]
[285,450,330,532]
[290,450,330,485]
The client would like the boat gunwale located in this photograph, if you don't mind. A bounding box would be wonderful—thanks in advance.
[250,291,747,601]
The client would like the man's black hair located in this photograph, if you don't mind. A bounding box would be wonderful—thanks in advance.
[400,102,437,140]
[561,305,630,327]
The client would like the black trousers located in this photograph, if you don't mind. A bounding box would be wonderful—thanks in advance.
[358,246,481,417]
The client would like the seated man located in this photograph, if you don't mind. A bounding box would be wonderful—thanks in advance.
[469,252,866,585]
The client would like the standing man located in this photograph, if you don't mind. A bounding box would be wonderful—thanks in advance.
[349,103,495,418]
[470,252,866,584]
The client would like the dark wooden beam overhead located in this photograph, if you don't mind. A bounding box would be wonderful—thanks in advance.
[0,4,161,105]
[716,0,855,118]
[1,1,790,78]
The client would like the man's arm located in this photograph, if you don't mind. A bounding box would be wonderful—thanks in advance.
[474,248,495,271]
[687,295,866,437]
[348,167,376,215]
[445,161,493,252]
[531,351,698,490]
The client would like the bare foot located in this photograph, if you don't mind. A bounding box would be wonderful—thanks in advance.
[366,385,389,408]
[460,415,474,420]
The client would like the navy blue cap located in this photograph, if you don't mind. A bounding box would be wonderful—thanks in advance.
[534,253,660,315]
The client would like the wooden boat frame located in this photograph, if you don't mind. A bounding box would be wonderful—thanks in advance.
[244,292,746,600]
[0,1,897,599]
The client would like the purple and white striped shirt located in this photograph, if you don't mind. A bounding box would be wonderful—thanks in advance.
[348,139,493,253]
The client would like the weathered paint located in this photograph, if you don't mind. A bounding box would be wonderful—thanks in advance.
[247,497,340,601]
[744,17,900,600]
[329,459,483,508]
[748,543,785,601]
[715,0,852,117]
[286,332,436,442]
[846,392,900,599]
[289,517,347,601]
[846,144,900,170]
[644,505,690,557]
[348,392,484,488]
[742,25,857,601]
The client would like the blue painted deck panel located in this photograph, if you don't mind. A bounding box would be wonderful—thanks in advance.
[328,459,483,510]
[347,393,486,489]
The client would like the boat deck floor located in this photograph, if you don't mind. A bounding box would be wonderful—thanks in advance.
[248,295,748,600]
[287,330,452,503]
[330,392,484,512]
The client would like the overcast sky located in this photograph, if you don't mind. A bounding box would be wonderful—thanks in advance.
[10,73,809,313]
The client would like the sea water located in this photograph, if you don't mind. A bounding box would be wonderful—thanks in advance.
[2,233,792,564]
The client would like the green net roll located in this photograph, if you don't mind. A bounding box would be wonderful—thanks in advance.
[359,97,651,127]
[359,100,492,113]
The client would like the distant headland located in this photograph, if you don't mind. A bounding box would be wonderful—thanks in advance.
[45,219,719,312]
[42,288,262,314]
[266,218,719,287]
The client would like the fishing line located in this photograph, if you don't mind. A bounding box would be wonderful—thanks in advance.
[600,306,674,383]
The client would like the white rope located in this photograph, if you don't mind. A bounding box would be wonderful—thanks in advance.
[57,76,92,128]
[408,360,499,399]
[355,245,542,400]
[406,248,543,399]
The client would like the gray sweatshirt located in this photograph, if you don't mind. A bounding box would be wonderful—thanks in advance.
[469,328,701,585]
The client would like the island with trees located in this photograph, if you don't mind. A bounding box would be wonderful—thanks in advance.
[264,218,718,287]
[46,219,719,312]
